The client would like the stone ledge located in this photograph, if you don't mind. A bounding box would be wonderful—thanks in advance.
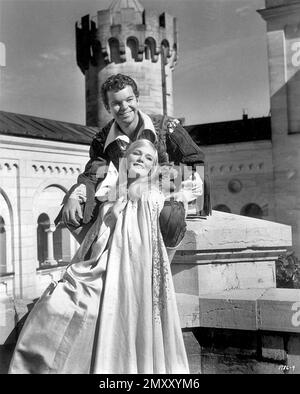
[177,288,300,333]
[36,264,67,274]
[173,248,289,264]
[178,211,292,252]
[198,289,265,331]
[172,261,276,296]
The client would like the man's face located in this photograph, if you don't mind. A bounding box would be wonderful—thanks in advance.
[106,85,139,128]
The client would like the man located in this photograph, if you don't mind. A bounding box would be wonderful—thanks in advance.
[58,74,210,250]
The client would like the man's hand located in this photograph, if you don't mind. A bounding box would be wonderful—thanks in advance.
[62,198,83,227]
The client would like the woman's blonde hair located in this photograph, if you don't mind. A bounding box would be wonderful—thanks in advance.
[118,139,159,200]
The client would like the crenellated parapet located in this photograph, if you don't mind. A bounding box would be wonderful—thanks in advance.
[76,6,178,73]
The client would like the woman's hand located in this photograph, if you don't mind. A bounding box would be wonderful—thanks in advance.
[104,196,127,228]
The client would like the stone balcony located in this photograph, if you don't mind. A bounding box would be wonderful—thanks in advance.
[171,211,300,373]
[172,210,290,296]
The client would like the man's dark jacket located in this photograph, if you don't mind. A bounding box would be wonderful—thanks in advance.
[56,114,211,247]
[77,114,211,224]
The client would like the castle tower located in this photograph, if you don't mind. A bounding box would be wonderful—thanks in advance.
[76,0,178,129]
[259,0,300,256]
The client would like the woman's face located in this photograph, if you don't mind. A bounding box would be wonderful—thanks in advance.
[127,145,156,179]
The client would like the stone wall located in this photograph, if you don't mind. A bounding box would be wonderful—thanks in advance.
[0,135,89,299]
[173,211,300,374]
[184,327,300,374]
[259,0,300,257]
[203,140,275,220]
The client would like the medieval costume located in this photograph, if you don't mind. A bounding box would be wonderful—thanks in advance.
[56,111,210,246]
[9,169,189,373]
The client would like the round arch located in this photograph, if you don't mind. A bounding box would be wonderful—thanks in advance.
[0,188,14,273]
[32,181,68,200]
[126,36,139,61]
[32,183,68,224]
[145,37,158,61]
[33,185,74,267]
[37,213,50,266]
[0,216,7,274]
[240,203,263,219]
[108,37,122,64]
[161,39,170,56]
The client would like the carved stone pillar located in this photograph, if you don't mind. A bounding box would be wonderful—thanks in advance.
[44,224,57,266]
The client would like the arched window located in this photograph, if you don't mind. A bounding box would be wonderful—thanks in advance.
[145,37,157,61]
[108,38,121,63]
[54,223,72,263]
[161,39,170,62]
[127,37,139,61]
[35,186,74,266]
[91,39,102,67]
[37,213,50,266]
[213,204,231,213]
[240,203,263,219]
[0,216,7,274]
[53,224,62,263]
[0,191,13,274]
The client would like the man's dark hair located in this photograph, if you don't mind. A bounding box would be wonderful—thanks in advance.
[101,74,139,110]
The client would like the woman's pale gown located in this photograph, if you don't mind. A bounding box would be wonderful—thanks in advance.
[9,190,189,374]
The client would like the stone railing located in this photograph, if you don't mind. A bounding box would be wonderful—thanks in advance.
[36,264,68,296]
[173,211,300,374]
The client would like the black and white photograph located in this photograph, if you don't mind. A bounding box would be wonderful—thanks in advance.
[0,0,300,376]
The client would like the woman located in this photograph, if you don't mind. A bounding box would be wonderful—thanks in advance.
[9,139,189,374]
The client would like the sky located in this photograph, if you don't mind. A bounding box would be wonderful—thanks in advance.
[0,0,270,126]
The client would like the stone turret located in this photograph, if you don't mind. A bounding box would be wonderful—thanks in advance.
[76,0,178,128]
